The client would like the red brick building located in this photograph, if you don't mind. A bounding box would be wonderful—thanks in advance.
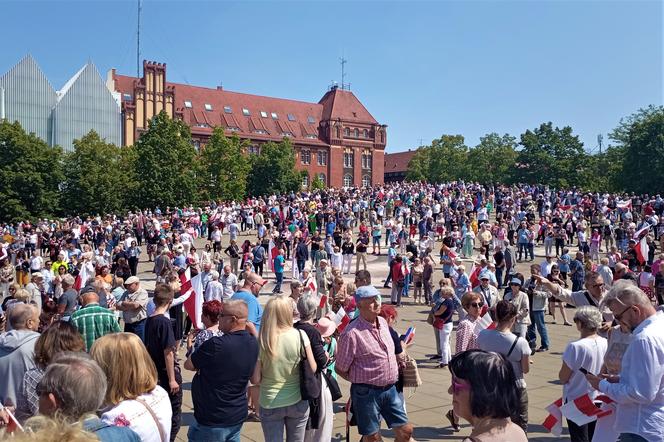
[384,149,417,183]
[108,60,387,187]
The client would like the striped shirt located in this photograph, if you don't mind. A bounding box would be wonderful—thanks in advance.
[336,315,398,387]
[70,304,121,351]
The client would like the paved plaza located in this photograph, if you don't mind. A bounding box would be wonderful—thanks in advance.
[135,231,576,441]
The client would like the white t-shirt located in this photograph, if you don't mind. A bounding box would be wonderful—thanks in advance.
[562,336,607,402]
[101,386,172,442]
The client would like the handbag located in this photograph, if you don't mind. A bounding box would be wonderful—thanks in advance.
[322,369,343,401]
[400,352,422,388]
[298,329,321,400]
[426,311,435,325]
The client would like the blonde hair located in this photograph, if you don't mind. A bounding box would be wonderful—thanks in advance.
[90,333,157,405]
[5,416,98,442]
[259,296,294,361]
[13,288,31,303]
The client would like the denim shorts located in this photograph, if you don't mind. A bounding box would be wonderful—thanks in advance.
[351,383,408,436]
[187,421,242,442]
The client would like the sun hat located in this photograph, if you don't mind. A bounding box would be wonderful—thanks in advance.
[315,317,337,338]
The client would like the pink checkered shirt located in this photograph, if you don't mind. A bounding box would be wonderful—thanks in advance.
[336,315,399,387]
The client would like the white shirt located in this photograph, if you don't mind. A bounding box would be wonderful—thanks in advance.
[562,336,607,402]
[220,273,238,299]
[599,312,664,441]
[205,280,225,302]
[101,386,172,442]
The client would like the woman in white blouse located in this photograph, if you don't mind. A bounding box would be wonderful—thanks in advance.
[91,333,172,442]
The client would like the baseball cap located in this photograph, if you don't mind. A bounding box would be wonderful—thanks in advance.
[124,276,140,285]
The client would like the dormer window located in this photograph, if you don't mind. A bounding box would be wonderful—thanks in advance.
[184,101,192,108]
[204,104,213,111]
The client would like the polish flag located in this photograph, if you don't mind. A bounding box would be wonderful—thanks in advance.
[442,244,458,260]
[561,393,614,426]
[633,224,651,265]
[473,311,496,335]
[267,239,278,271]
[617,200,632,211]
[469,263,482,288]
[319,294,328,308]
[179,268,204,330]
[332,307,351,333]
[542,398,563,436]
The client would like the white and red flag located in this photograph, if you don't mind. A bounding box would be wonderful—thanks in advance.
[617,200,632,211]
[331,307,351,333]
[267,239,278,271]
[179,268,204,330]
[633,224,651,265]
[560,393,614,426]
[469,263,482,288]
[473,311,496,335]
[542,398,564,436]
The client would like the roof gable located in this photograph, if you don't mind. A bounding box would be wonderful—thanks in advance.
[318,87,378,124]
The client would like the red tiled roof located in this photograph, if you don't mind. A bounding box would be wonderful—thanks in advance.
[114,74,329,145]
[318,87,378,124]
[384,150,417,172]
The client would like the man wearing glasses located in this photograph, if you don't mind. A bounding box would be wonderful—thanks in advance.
[585,281,664,442]
[231,273,265,337]
[536,270,613,333]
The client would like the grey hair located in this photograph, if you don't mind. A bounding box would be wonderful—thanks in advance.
[601,280,651,310]
[573,306,603,332]
[37,352,107,422]
[209,270,220,280]
[61,274,75,288]
[297,295,318,321]
[8,304,36,329]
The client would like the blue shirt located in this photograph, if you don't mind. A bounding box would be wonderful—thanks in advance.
[273,255,285,273]
[231,290,263,332]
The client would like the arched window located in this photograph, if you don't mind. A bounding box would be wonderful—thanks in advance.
[344,127,350,137]
[354,128,359,138]
[318,173,326,185]
[363,129,369,138]
[343,174,353,187]
[362,175,371,188]
[302,174,309,188]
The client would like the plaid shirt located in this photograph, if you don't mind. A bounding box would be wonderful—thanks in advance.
[336,315,398,387]
[70,303,121,351]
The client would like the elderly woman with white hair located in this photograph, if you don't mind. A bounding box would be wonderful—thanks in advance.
[204,270,224,302]
[558,306,608,442]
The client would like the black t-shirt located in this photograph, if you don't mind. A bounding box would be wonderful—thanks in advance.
[191,331,259,427]
[144,314,177,386]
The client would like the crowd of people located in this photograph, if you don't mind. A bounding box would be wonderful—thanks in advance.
[0,181,663,442]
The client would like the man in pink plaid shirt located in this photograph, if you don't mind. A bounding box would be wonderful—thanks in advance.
[336,285,413,442]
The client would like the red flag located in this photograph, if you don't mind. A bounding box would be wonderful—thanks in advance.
[561,393,614,426]
[469,264,481,288]
[179,268,204,330]
[319,295,328,308]
[542,398,563,436]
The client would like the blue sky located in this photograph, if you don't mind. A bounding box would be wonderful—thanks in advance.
[1,0,662,153]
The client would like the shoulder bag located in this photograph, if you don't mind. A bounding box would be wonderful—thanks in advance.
[298,329,321,400]
[400,352,422,388]
[135,397,166,442]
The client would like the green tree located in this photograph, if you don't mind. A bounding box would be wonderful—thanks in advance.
[247,139,302,196]
[609,105,664,193]
[0,120,63,221]
[310,174,326,191]
[514,123,587,188]
[132,111,200,208]
[61,131,131,216]
[466,133,518,184]
[426,135,469,183]
[199,129,250,202]
[405,148,430,181]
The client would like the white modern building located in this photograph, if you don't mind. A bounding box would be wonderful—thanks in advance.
[0,55,121,151]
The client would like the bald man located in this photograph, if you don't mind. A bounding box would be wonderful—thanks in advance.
[70,291,121,351]
[0,304,39,406]
[184,300,259,440]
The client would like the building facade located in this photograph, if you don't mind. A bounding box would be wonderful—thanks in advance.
[0,55,122,152]
[109,60,387,187]
[384,150,417,183]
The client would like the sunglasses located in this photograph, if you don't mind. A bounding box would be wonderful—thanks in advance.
[451,376,470,394]
[469,302,482,308]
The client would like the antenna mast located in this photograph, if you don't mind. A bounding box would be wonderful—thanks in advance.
[339,56,348,90]
[597,134,603,154]
[137,0,142,77]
